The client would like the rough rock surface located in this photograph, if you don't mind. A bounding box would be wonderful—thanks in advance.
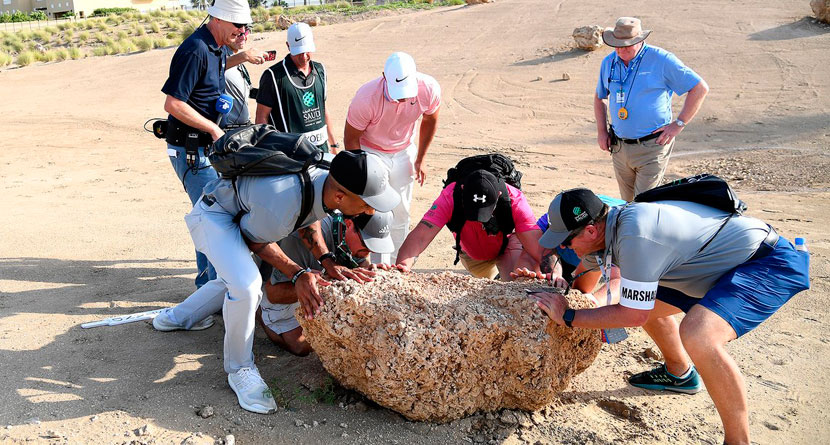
[466,0,493,5]
[276,15,294,30]
[297,271,602,422]
[303,16,321,27]
[812,0,830,23]
[573,25,604,51]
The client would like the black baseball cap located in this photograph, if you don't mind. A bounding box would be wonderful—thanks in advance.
[539,188,606,248]
[329,150,400,212]
[462,170,502,222]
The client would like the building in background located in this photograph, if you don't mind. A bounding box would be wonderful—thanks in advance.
[2,0,180,19]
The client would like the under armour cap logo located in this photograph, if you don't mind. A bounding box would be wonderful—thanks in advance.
[294,36,305,42]
[472,194,487,203]
[395,75,409,83]
[221,102,230,111]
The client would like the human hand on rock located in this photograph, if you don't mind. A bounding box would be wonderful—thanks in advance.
[323,260,374,284]
[510,267,547,281]
[530,292,568,325]
[295,272,330,320]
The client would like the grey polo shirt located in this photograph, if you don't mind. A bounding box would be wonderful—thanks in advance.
[268,217,336,285]
[202,166,329,244]
[583,201,770,310]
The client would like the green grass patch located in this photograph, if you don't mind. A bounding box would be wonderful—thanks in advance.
[38,50,57,62]
[55,48,70,60]
[16,50,35,66]
[135,36,153,51]
[32,29,51,42]
[68,47,83,59]
[78,31,90,42]
[153,37,171,48]
[117,30,128,39]
[150,22,161,33]
[0,51,12,67]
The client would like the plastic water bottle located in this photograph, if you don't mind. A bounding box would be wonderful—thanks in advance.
[795,237,808,252]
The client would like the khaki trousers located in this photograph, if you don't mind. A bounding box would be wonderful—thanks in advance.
[611,138,675,201]
[457,236,523,280]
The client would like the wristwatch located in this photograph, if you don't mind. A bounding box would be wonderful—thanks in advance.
[675,119,686,128]
[562,309,576,328]
[318,252,336,263]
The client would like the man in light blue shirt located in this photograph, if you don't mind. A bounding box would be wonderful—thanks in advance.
[594,17,709,201]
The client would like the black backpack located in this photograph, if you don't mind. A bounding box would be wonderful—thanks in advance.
[207,124,329,231]
[442,154,523,265]
[632,173,747,252]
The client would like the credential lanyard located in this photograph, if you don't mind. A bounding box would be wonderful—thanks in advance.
[595,250,614,306]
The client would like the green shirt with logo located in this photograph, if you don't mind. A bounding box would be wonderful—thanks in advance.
[258,56,329,152]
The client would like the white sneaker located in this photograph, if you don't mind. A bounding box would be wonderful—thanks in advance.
[228,367,277,414]
[152,309,214,332]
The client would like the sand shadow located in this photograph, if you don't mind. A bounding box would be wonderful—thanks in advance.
[748,16,830,41]
[512,47,587,67]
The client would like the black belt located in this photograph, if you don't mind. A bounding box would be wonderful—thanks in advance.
[619,131,662,145]
[748,227,779,262]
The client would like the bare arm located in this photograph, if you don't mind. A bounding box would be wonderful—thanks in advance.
[264,280,298,304]
[655,79,710,145]
[227,49,265,69]
[255,103,271,125]
[513,229,544,272]
[414,109,439,186]
[344,121,364,151]
[164,95,223,141]
[395,220,443,271]
[593,93,611,152]
[297,222,374,283]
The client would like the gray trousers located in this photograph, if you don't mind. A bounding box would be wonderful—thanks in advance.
[611,138,676,201]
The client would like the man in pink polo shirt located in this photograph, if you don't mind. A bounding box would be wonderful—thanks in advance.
[344,52,441,264]
[395,170,544,280]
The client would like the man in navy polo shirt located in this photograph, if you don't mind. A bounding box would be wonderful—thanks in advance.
[161,0,266,289]
[594,17,709,201]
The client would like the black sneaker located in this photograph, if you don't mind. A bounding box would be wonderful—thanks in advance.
[628,363,702,394]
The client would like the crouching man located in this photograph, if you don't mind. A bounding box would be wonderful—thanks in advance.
[152,150,399,415]
[258,211,394,356]
[395,170,542,280]
[533,188,810,445]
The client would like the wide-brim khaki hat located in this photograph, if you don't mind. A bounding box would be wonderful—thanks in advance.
[602,17,652,48]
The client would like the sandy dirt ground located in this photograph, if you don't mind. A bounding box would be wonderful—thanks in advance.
[1,0,829,443]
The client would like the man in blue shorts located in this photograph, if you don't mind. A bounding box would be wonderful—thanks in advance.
[533,188,810,445]
[594,17,709,201]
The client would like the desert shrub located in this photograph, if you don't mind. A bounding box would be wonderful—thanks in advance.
[44,25,58,34]
[252,23,265,33]
[91,46,108,56]
[135,36,153,51]
[262,21,276,31]
[120,39,136,53]
[3,36,24,53]
[32,29,51,42]
[268,6,284,15]
[150,22,161,33]
[153,37,171,48]
[55,48,70,60]
[117,30,128,39]
[68,47,83,59]
[92,7,136,16]
[175,10,190,21]
[97,22,109,32]
[16,50,35,66]
[0,51,12,66]
[38,50,57,62]
[179,23,196,40]
[150,10,164,18]
[78,31,90,42]
[65,28,74,40]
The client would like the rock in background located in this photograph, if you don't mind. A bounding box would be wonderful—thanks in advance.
[573,25,604,51]
[812,0,830,23]
[298,271,602,422]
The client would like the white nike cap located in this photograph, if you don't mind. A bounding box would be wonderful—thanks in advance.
[286,22,315,55]
[384,52,418,100]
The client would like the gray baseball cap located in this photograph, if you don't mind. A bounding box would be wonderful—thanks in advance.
[354,211,394,254]
[539,188,606,249]
[330,150,400,212]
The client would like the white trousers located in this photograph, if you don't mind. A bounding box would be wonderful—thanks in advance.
[172,200,262,374]
[362,144,416,264]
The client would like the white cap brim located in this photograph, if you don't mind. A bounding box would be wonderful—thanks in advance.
[289,42,315,55]
[386,78,418,100]
[362,187,400,213]
[361,231,394,254]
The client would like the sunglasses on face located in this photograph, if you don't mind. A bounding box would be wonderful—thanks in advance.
[229,21,249,31]
[562,225,588,248]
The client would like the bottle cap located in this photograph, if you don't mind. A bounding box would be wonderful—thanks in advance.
[795,237,805,245]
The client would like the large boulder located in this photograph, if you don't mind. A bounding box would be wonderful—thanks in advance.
[573,25,604,51]
[276,15,293,30]
[297,271,602,422]
[812,0,830,23]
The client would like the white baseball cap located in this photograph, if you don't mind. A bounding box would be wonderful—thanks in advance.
[287,23,315,56]
[207,0,252,25]
[384,52,418,100]
[354,211,394,254]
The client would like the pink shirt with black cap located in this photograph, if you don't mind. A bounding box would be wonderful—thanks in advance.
[421,183,538,261]
[346,74,441,153]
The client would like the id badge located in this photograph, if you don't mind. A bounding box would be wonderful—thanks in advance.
[616,91,625,104]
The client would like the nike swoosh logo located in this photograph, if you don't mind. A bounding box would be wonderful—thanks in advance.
[294,36,305,42]
[395,76,408,83]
